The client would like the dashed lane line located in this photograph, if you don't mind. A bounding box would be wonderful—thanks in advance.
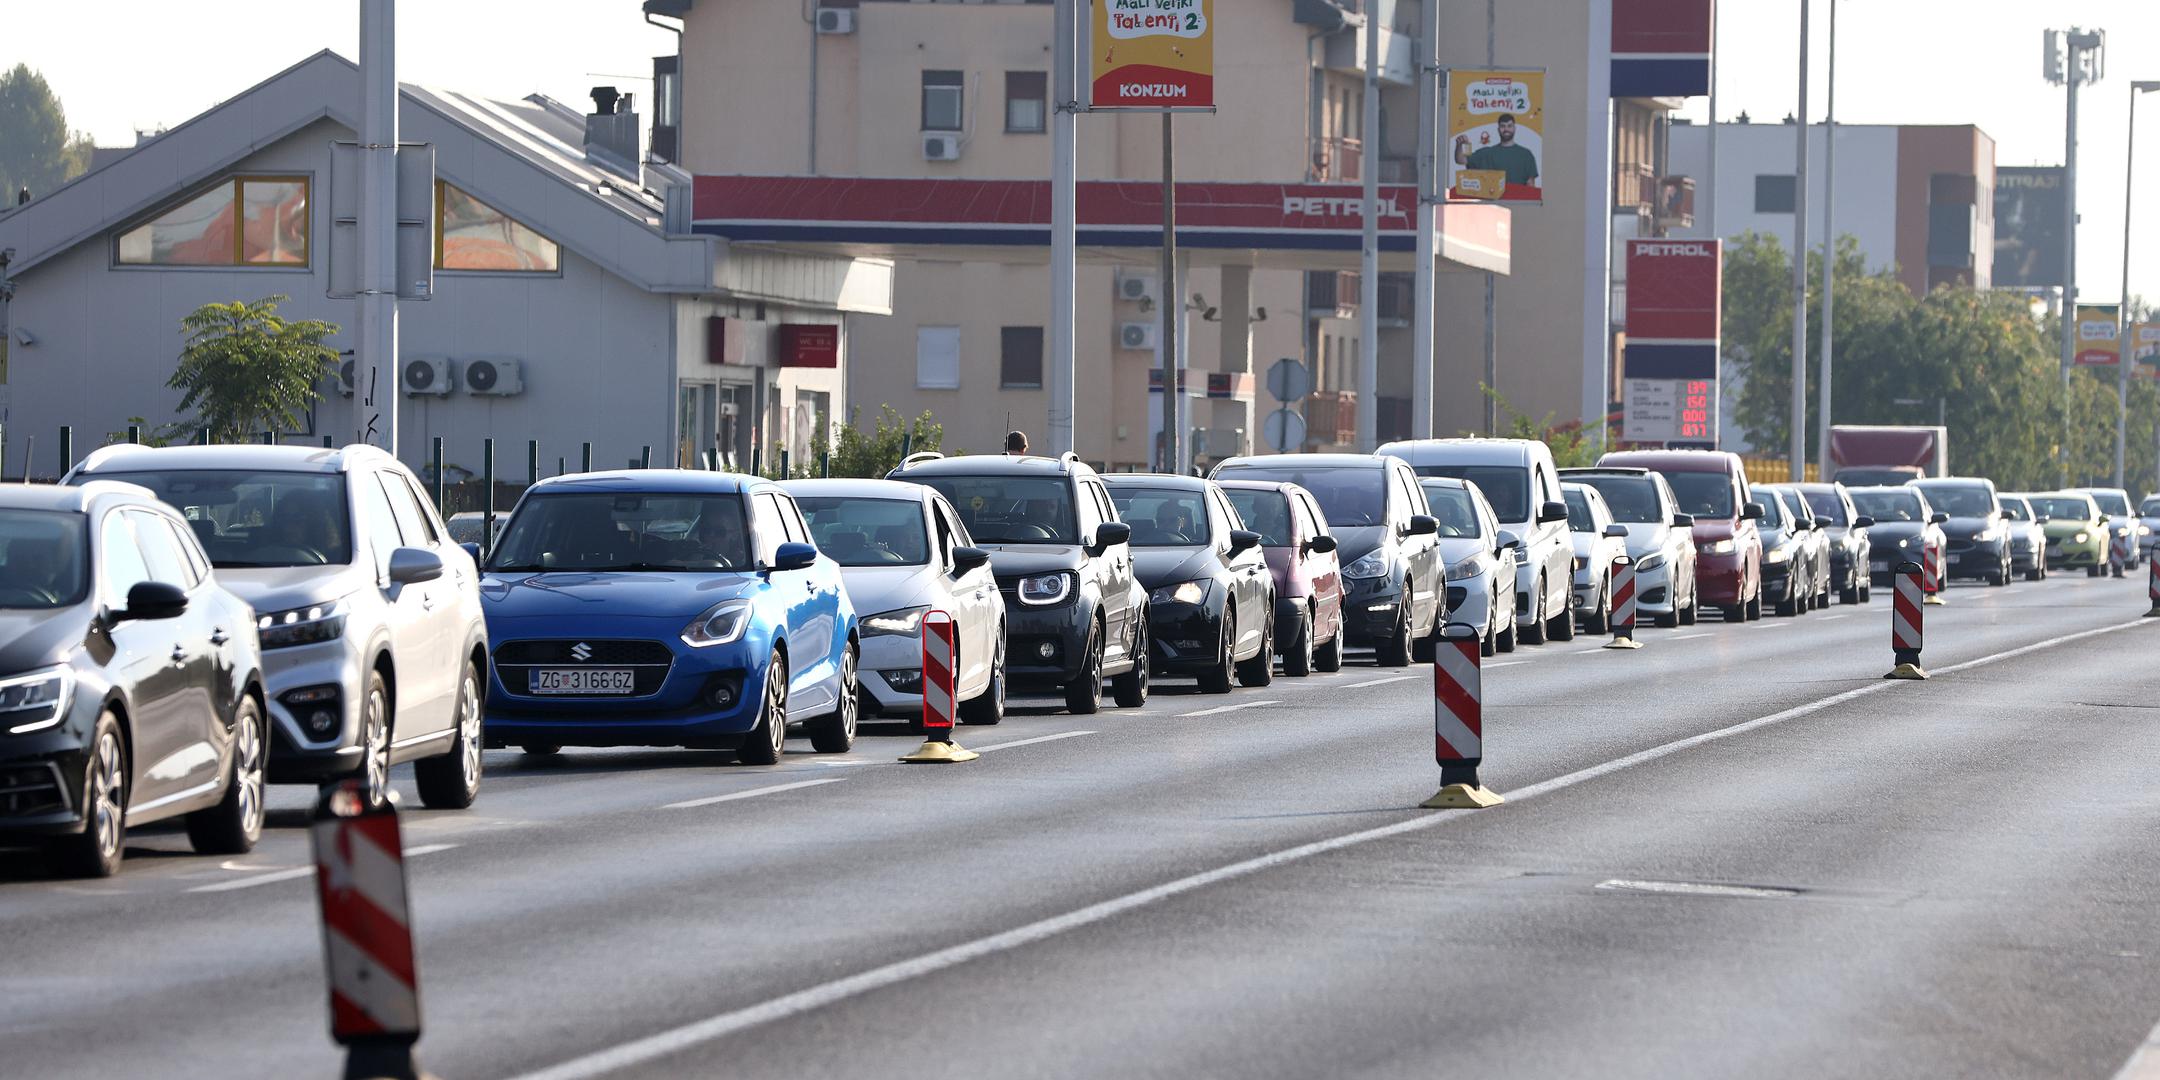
[664,778,845,810]
[188,843,459,893]
[971,731,1096,753]
[1670,632,1715,640]
[1177,701,1281,719]
[1337,675,1418,690]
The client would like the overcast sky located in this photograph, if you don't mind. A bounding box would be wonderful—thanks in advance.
[2,0,2154,303]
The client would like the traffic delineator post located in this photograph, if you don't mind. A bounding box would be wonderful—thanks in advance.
[901,610,977,763]
[1885,560,1928,680]
[2112,531,2131,578]
[1421,622,1502,809]
[310,779,436,1080]
[2145,556,2160,617]
[1922,543,1947,606]
[1602,554,1643,650]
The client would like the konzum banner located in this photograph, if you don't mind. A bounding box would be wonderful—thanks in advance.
[1091,0,1215,111]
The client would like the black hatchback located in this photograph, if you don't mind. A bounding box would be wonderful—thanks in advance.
[1104,474,1274,693]
[0,483,268,877]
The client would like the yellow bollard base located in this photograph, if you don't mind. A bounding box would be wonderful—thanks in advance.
[1883,663,1930,681]
[1420,784,1504,810]
[1602,636,1645,650]
[1923,595,1946,606]
[898,740,979,764]
[2144,605,2160,618]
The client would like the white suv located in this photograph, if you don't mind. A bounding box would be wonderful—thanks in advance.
[68,445,488,808]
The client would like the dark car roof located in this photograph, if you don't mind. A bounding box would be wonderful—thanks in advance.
[525,469,773,497]
[1558,466,1652,478]
[1598,449,1743,474]
[1214,453,1388,473]
[890,453,1095,480]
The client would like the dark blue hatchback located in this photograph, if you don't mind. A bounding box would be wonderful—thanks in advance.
[477,472,859,764]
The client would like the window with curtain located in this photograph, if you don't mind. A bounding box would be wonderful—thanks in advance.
[117,176,309,266]
[922,71,965,132]
[436,182,561,272]
[1005,72,1046,133]
[917,326,961,390]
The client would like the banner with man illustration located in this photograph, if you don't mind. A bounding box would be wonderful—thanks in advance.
[2074,304,2121,366]
[1090,0,1215,111]
[2132,322,2160,377]
[1448,69,1546,203]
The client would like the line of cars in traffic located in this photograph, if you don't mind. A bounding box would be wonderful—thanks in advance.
[1,437,2151,878]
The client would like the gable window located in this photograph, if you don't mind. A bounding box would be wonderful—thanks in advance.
[117,176,309,267]
[436,182,561,272]
[1005,72,1047,133]
[922,71,965,132]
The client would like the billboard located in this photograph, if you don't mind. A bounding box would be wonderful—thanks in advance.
[2133,322,2160,377]
[1622,239,1721,445]
[2074,304,2121,366]
[1448,70,1546,203]
[1611,0,1714,98]
[1089,0,1214,111]
[1992,166,2066,289]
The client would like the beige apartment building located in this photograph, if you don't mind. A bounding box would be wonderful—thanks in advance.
[647,0,1697,466]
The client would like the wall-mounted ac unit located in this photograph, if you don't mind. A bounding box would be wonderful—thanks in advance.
[922,134,962,162]
[1118,321,1159,351]
[336,358,357,396]
[462,358,524,396]
[401,357,453,396]
[814,8,855,34]
[1115,268,1158,304]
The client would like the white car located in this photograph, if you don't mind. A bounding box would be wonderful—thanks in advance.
[1418,477,1518,655]
[1562,483,1631,633]
[1559,466,1700,626]
[2141,494,2160,561]
[784,478,1006,728]
[1381,438,1576,646]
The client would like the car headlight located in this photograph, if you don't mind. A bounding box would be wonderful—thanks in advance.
[2073,531,2090,544]
[2141,525,2153,537]
[0,666,73,735]
[1895,537,1912,549]
[257,598,350,650]
[1635,552,1665,573]
[1017,572,1075,606]
[682,599,753,647]
[1443,555,1488,582]
[1343,551,1390,580]
[1149,580,1210,606]
[861,606,929,638]
[1699,538,1735,555]
[1766,546,1792,564]
[1977,525,2004,542]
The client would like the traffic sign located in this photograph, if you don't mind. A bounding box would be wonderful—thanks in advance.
[1266,358,1311,403]
[1263,408,1306,453]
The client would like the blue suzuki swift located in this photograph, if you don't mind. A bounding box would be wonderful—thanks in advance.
[477,471,859,763]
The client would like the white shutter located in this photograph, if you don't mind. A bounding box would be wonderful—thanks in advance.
[916,326,961,389]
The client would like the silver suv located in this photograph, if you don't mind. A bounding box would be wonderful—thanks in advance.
[67,445,488,808]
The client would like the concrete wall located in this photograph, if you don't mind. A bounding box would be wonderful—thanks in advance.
[1668,122,1901,275]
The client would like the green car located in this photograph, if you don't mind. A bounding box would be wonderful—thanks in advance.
[2024,492,2108,576]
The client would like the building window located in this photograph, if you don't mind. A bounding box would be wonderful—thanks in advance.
[436,182,561,272]
[116,176,309,266]
[1754,174,1796,214]
[922,70,965,132]
[1000,326,1044,388]
[916,326,961,389]
[1005,72,1047,133]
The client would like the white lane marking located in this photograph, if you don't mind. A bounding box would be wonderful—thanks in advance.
[809,759,875,768]
[1670,632,1714,640]
[1338,675,1417,689]
[1818,614,1851,621]
[1755,622,1791,630]
[2119,1018,2160,1080]
[971,731,1096,753]
[1177,700,1281,718]
[188,843,460,893]
[664,778,845,810]
[1486,660,1533,668]
[1595,879,1800,899]
[505,618,2154,1080]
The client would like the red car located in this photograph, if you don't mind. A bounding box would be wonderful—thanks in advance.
[1218,480,1346,676]
[1597,449,1766,621]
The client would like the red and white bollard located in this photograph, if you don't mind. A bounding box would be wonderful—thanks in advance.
[1421,622,1502,809]
[900,610,977,763]
[2111,530,2131,578]
[1603,554,1643,650]
[2145,556,2160,618]
[311,779,433,1080]
[1922,542,1947,606]
[1885,560,1928,680]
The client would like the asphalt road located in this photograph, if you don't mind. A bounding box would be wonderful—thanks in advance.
[5,570,2160,1080]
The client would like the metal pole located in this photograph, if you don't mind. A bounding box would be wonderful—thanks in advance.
[580,442,593,474]
[1356,12,1380,451]
[355,0,398,453]
[430,436,445,514]
[1048,0,1078,456]
[2062,43,2083,487]
[1707,29,1720,448]
[1482,0,1498,437]
[1816,0,1837,483]
[482,438,496,551]
[1160,113,1179,472]
[127,424,140,445]
[527,440,539,490]
[57,427,70,475]
[2114,85,2148,489]
[1411,0,1438,441]
[1788,0,1811,482]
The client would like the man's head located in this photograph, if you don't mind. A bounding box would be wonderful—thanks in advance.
[1005,430,1029,454]
[1496,114,1517,145]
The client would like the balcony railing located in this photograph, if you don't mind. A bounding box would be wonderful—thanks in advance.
[1316,136,1362,183]
[1307,271,1361,317]
[1307,389,1358,448]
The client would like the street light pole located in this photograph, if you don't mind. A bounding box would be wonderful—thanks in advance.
[1356,12,1380,451]
[1816,0,1837,483]
[1789,0,1811,482]
[2114,81,2158,490]
[1049,0,1077,457]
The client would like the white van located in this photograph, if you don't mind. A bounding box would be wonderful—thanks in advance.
[1378,438,1577,644]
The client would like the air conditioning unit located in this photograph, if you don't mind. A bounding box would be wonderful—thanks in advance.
[462,358,525,396]
[1115,269,1158,304]
[1118,321,1159,351]
[336,358,357,396]
[401,357,453,397]
[814,7,855,34]
[922,134,962,162]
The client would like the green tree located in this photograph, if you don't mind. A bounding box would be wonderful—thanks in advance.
[828,405,944,478]
[1482,388,1598,468]
[0,64,90,201]
[168,295,339,443]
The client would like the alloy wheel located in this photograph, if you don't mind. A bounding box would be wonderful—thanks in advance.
[235,702,264,837]
[836,649,859,744]
[89,730,124,863]
[456,670,483,791]
[763,661,789,759]
[363,686,390,806]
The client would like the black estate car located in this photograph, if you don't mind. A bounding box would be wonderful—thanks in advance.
[1105,474,1274,693]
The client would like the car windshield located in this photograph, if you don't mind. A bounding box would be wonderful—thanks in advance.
[1562,488,1597,531]
[795,496,930,566]
[487,493,751,571]
[1802,490,1849,525]
[2143,497,2160,516]
[2032,497,2095,521]
[2089,491,2132,516]
[1223,489,1294,546]
[0,510,88,609]
[1419,485,1484,538]
[1215,466,1385,528]
[1756,491,1787,529]
[1411,465,1528,522]
[1917,486,1994,516]
[1573,476,1662,524]
[1852,490,1925,523]
[1662,471,1737,519]
[1109,486,1210,547]
[2000,500,2030,522]
[919,476,1076,545]
[92,470,353,568]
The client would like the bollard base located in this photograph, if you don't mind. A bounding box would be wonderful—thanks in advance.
[1922,594,1946,606]
[1420,783,1504,810]
[2145,604,2160,618]
[899,739,979,764]
[1602,636,1644,650]
[1883,662,1930,681]
[343,1039,433,1080]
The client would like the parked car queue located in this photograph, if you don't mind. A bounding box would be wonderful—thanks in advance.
[2,438,2143,879]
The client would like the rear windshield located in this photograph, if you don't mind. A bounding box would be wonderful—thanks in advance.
[1420,485,1484,538]
[1223,489,1293,547]
[795,496,930,566]
[2089,491,2132,516]
[2000,500,2031,522]
[1801,490,1848,525]
[1572,475,1662,524]
[2031,497,2095,521]
[1411,465,1528,522]
[91,469,353,568]
[0,510,88,609]
[1756,491,1786,529]
[1852,490,1925,522]
[1662,471,1737,520]
[1915,485,1994,517]
[2143,497,2160,516]
[488,493,751,571]
[917,476,1077,545]
[1214,466,1385,528]
[1108,486,1211,547]
[1562,488,1597,531]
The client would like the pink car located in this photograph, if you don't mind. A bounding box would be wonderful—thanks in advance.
[1217,480,1346,676]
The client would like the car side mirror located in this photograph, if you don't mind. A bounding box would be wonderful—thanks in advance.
[1742,501,1765,521]
[1853,515,1876,528]
[1603,524,1628,539]
[1228,529,1263,554]
[460,542,484,566]
[770,541,818,573]
[2035,515,2051,524]
[1405,514,1440,537]
[1496,529,1520,549]
[1929,512,1949,525]
[116,580,188,622]
[951,546,991,575]
[388,547,445,585]
[1537,501,1569,525]
[1671,513,1695,527]
[1304,534,1338,555]
[1089,521,1132,556]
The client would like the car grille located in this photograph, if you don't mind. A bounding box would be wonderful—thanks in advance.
[493,639,675,697]
[0,762,67,817]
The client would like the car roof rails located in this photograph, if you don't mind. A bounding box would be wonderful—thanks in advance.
[889,451,945,478]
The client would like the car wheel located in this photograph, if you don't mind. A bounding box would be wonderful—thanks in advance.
[1063,625,1104,715]
[1284,604,1315,677]
[1583,583,1610,635]
[50,712,126,878]
[1200,607,1238,691]
[738,651,789,765]
[808,645,859,754]
[1745,587,1764,621]
[1313,612,1345,672]
[187,694,267,854]
[959,630,1006,725]
[357,671,392,807]
[2089,565,2103,578]
[1547,579,1576,642]
[1237,604,1275,688]
[1519,581,1549,645]
[1680,593,1699,624]
[1111,616,1150,708]
[1376,595,1415,666]
[415,662,485,810]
